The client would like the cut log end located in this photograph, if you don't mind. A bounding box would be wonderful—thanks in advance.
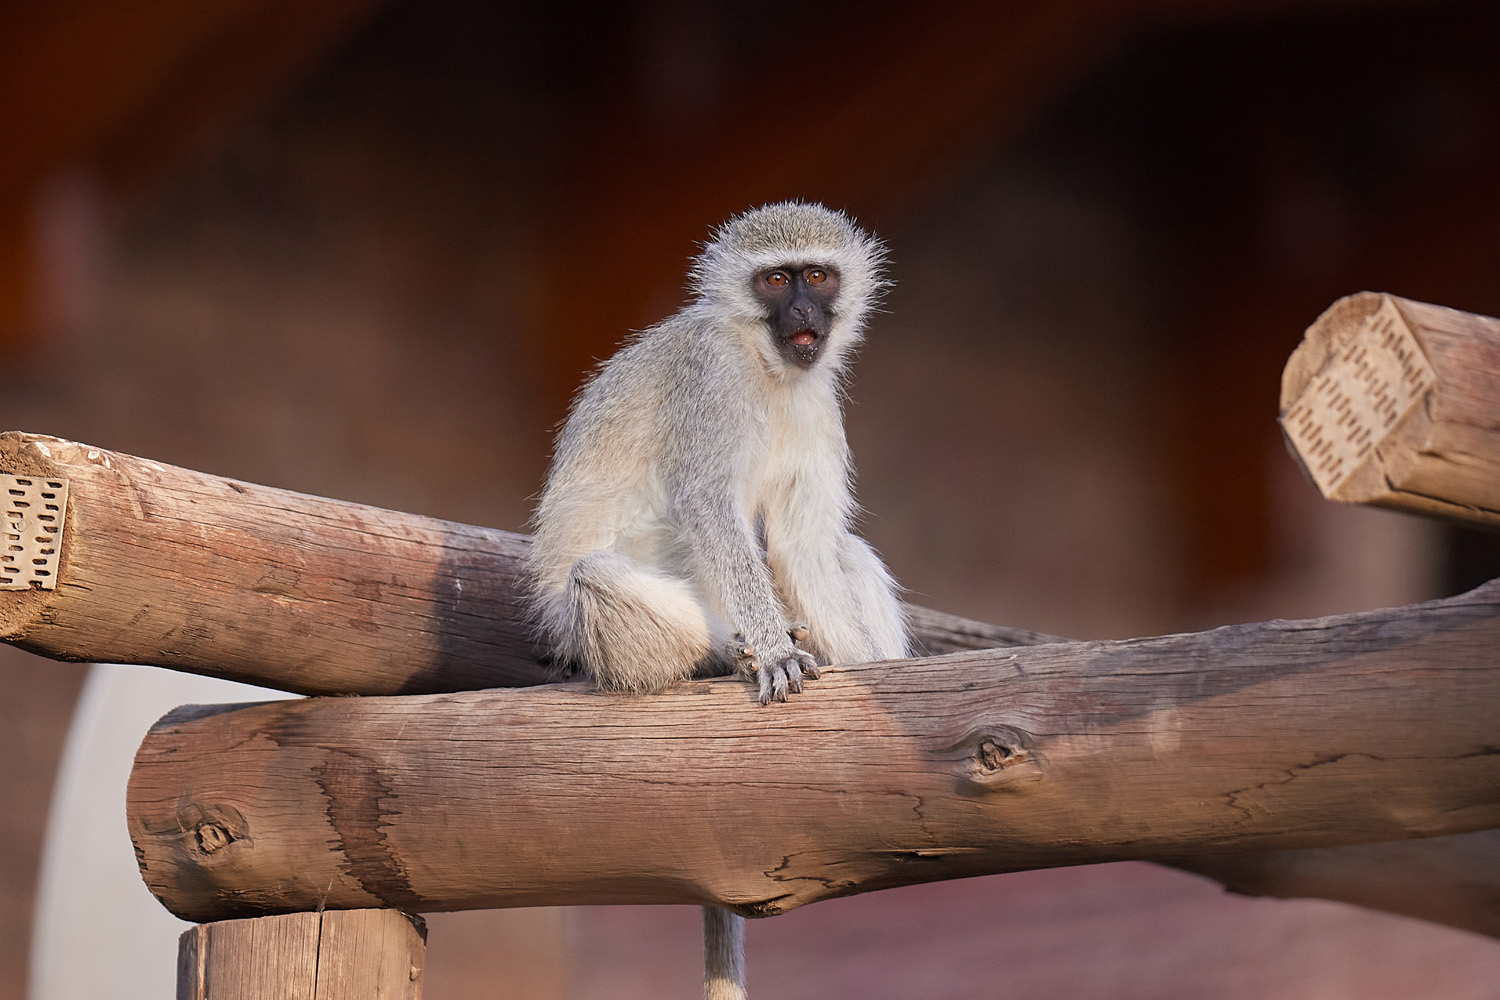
[1280,293,1500,529]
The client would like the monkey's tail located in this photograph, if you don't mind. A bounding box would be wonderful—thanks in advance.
[703,906,747,1000]
[556,550,722,692]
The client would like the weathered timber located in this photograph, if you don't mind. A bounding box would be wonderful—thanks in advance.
[0,431,545,693]
[1281,292,1500,528]
[177,909,425,1000]
[130,579,1500,925]
[0,432,1052,695]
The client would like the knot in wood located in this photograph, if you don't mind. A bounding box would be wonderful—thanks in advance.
[977,738,1014,772]
[197,823,232,853]
[939,726,1048,794]
[136,802,249,859]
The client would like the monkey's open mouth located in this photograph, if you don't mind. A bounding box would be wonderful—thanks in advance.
[779,328,823,368]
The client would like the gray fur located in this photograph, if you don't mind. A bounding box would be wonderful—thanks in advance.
[528,201,908,703]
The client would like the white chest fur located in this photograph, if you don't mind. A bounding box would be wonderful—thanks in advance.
[745,378,849,527]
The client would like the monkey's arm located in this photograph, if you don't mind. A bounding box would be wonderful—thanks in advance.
[673,487,816,703]
[764,498,908,666]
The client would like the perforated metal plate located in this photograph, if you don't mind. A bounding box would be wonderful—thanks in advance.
[1282,297,1437,496]
[1,473,68,590]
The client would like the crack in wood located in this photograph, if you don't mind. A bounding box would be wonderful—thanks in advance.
[1224,753,1388,824]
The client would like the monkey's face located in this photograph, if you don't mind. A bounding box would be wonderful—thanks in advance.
[753,265,841,369]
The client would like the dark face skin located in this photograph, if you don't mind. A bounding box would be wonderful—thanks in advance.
[752,265,841,369]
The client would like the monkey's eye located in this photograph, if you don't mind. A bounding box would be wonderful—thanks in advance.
[765,271,789,287]
[806,269,827,284]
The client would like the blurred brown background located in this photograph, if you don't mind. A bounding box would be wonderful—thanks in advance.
[5,0,1500,997]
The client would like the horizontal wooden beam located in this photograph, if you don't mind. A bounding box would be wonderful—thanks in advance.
[0,432,547,693]
[129,579,1500,927]
[0,432,1054,695]
[1281,292,1500,529]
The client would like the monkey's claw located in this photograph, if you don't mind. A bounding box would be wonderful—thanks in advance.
[787,620,811,643]
[755,647,821,705]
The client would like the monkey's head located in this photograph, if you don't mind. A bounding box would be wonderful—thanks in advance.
[690,202,888,374]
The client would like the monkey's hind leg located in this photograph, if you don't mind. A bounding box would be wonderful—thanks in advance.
[560,551,719,693]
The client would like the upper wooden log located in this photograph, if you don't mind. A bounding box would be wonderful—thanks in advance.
[1281,292,1500,529]
[0,431,547,693]
[0,433,1053,695]
[129,579,1500,925]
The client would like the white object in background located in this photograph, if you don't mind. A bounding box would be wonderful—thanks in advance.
[30,663,296,1000]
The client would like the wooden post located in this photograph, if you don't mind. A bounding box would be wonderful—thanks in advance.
[1280,292,1500,527]
[177,909,425,1000]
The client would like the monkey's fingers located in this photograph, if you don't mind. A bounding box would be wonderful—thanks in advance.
[787,621,811,643]
[756,663,789,705]
[783,656,805,696]
[789,649,821,685]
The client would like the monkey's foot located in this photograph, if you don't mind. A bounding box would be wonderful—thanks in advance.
[785,621,820,680]
[725,634,758,676]
[756,646,821,705]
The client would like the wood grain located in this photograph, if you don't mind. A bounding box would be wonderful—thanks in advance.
[177,909,425,1000]
[1281,292,1500,528]
[130,579,1500,926]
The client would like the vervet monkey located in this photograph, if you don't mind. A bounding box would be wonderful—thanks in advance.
[528,201,908,999]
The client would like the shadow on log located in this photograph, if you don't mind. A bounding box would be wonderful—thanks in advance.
[1173,828,1500,939]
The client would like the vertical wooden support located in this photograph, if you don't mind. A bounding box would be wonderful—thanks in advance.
[177,909,425,1000]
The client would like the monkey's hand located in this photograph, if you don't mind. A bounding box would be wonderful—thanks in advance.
[745,623,820,705]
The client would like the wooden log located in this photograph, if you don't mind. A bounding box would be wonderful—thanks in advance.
[177,909,425,1000]
[0,431,546,693]
[129,579,1500,926]
[1280,292,1500,528]
[0,432,1051,695]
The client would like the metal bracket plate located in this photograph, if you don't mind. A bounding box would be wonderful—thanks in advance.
[1,473,68,590]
